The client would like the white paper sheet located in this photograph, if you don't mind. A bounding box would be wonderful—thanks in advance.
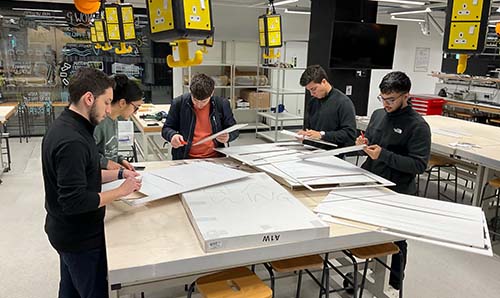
[192,123,248,146]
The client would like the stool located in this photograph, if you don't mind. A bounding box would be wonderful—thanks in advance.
[479,178,500,241]
[267,255,324,298]
[454,112,474,121]
[347,242,402,298]
[187,267,272,298]
[423,155,458,202]
[488,118,500,126]
[266,252,359,298]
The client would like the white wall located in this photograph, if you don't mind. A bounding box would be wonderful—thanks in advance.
[367,15,444,115]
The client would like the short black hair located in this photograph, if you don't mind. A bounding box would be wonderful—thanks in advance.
[190,74,215,100]
[68,68,115,105]
[379,71,411,94]
[300,65,329,86]
[112,74,144,104]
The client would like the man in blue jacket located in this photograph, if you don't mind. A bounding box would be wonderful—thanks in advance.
[162,74,239,160]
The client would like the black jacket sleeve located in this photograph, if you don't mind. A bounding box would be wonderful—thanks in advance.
[303,101,311,130]
[55,141,100,215]
[162,97,181,142]
[220,98,239,142]
[378,122,431,175]
[324,99,357,146]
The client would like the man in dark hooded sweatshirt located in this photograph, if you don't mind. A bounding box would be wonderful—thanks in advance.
[356,71,431,291]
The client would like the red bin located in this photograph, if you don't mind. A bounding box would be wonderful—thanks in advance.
[411,95,447,115]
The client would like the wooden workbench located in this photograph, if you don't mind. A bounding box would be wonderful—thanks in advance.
[130,104,171,161]
[424,116,500,205]
[105,159,398,298]
[0,103,18,179]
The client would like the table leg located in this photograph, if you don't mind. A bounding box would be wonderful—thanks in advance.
[472,165,485,207]
[143,133,149,161]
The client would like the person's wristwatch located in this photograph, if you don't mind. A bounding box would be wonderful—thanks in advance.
[320,131,325,139]
[118,167,124,180]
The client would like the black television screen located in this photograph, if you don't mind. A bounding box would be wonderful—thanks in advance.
[330,22,397,69]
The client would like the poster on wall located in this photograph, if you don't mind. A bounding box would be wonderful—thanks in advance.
[414,47,430,72]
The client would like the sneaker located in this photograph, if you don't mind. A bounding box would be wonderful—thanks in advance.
[343,272,354,294]
[385,285,400,298]
[389,279,401,290]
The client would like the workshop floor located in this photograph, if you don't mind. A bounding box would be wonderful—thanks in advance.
[1,133,499,298]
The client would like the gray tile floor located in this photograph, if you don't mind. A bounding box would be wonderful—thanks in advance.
[1,133,500,298]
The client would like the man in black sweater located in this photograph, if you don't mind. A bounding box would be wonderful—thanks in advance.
[298,65,356,148]
[42,68,142,298]
[357,71,431,291]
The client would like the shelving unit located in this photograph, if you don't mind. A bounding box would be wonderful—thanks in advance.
[255,40,308,142]
[182,63,233,98]
[230,62,271,130]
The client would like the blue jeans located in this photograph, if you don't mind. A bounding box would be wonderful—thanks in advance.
[57,246,108,298]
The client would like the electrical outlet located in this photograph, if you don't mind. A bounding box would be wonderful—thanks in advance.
[346,85,352,95]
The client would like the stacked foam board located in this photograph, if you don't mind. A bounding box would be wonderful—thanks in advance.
[182,173,330,252]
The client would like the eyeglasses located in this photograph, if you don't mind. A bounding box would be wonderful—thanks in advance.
[377,93,407,105]
[130,102,140,113]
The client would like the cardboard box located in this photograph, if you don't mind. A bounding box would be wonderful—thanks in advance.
[240,89,270,109]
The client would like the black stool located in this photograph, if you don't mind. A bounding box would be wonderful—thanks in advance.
[346,242,403,298]
[265,252,359,298]
[423,155,458,202]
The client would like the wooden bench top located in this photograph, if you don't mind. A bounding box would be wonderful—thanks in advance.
[349,242,400,259]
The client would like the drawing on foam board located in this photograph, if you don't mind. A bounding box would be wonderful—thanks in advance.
[102,161,250,206]
[314,187,492,256]
[181,173,330,252]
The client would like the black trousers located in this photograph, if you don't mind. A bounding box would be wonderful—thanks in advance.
[389,240,407,290]
[57,246,108,298]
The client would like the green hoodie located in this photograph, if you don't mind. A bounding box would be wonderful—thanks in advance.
[94,116,124,169]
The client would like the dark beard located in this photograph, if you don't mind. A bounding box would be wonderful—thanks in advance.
[89,102,100,125]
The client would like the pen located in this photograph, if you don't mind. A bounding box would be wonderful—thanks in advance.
[180,140,187,145]
[360,131,367,144]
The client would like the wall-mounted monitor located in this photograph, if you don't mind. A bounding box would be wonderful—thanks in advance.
[330,22,397,69]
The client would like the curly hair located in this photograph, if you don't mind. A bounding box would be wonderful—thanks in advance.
[190,74,215,100]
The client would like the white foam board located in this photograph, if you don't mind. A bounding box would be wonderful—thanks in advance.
[315,188,491,255]
[181,173,330,252]
[102,162,250,206]
[218,144,394,190]
[258,156,395,190]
